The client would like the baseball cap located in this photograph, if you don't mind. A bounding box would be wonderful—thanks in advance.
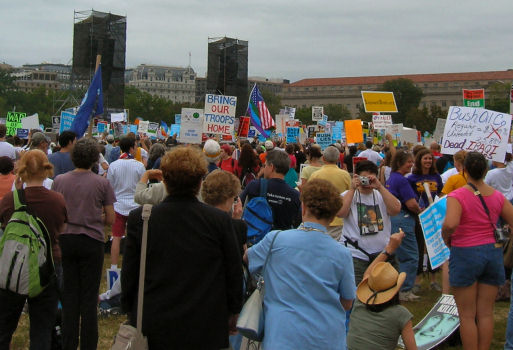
[264,140,274,150]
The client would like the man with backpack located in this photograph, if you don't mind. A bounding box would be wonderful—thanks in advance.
[240,149,301,244]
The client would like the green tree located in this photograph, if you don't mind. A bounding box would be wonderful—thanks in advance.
[486,81,510,113]
[380,78,423,126]
[0,68,16,95]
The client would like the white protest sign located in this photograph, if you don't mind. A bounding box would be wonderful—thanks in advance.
[138,120,149,134]
[147,122,159,137]
[386,123,403,136]
[285,106,295,119]
[179,108,204,144]
[21,113,39,130]
[312,106,324,121]
[275,114,289,136]
[433,118,446,142]
[441,106,512,161]
[203,94,236,136]
[419,197,450,270]
[111,112,126,123]
[372,114,392,129]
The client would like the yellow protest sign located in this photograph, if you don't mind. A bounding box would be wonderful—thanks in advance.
[361,91,398,113]
[344,119,364,144]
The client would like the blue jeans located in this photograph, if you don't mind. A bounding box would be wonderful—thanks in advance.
[505,270,513,349]
[391,210,417,292]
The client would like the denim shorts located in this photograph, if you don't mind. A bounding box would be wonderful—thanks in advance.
[449,243,505,287]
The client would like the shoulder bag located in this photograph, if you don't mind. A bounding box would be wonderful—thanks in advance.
[111,204,152,350]
[236,230,282,341]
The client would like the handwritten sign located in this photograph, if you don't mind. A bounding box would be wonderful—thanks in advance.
[138,120,149,134]
[385,123,403,136]
[372,114,392,129]
[312,106,324,121]
[275,114,289,135]
[203,94,236,135]
[60,111,75,133]
[6,111,27,136]
[361,91,398,113]
[286,127,300,143]
[441,106,512,161]
[179,108,204,144]
[316,133,332,150]
[463,89,485,108]
[418,197,449,270]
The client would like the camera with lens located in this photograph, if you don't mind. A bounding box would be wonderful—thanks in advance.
[494,227,507,244]
[359,176,370,186]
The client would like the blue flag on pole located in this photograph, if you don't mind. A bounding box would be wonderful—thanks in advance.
[71,65,104,138]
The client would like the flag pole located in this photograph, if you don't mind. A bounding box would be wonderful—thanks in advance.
[87,55,102,139]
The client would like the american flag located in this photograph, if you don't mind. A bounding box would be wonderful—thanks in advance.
[247,84,275,132]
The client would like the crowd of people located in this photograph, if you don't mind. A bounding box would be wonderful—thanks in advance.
[0,121,512,349]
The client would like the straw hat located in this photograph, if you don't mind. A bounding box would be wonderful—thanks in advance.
[356,262,406,305]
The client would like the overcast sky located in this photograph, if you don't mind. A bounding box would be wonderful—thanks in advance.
[2,0,512,82]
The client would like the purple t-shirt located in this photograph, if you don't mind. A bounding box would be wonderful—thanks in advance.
[407,173,443,209]
[385,172,417,212]
[52,170,116,242]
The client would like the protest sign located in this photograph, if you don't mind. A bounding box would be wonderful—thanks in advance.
[386,123,403,136]
[129,124,138,133]
[275,114,289,135]
[344,119,363,144]
[247,127,257,138]
[203,94,236,135]
[175,114,181,124]
[372,114,392,129]
[463,89,485,108]
[60,111,75,133]
[312,106,324,121]
[16,129,29,139]
[97,121,108,133]
[21,114,39,131]
[332,126,342,141]
[111,112,125,123]
[138,120,149,134]
[316,133,332,150]
[237,116,251,137]
[286,127,300,143]
[419,197,449,269]
[170,124,180,137]
[179,108,204,144]
[361,91,398,113]
[398,294,459,350]
[0,118,5,125]
[441,106,512,161]
[6,111,27,136]
[148,122,159,137]
[285,120,301,128]
[285,106,296,119]
[433,118,446,142]
[51,116,61,132]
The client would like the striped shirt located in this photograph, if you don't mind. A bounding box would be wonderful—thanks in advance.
[107,159,146,216]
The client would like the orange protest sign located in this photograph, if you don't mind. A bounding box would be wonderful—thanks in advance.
[344,119,363,144]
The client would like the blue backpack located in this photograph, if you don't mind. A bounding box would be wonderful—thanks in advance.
[242,179,274,246]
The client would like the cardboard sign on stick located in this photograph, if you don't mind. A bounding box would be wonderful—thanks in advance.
[344,119,364,144]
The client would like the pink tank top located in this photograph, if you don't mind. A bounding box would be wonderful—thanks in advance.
[448,187,504,247]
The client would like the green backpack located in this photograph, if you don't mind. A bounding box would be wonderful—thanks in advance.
[0,189,55,297]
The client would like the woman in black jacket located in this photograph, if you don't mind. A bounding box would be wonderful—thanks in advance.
[122,147,243,350]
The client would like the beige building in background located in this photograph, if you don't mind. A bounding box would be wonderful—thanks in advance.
[128,64,196,103]
[280,70,513,117]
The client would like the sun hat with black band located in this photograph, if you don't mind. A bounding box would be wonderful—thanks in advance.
[356,262,406,305]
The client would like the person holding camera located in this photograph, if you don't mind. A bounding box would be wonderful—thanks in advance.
[338,160,401,285]
[442,152,513,350]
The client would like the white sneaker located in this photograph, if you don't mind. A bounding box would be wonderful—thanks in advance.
[399,291,420,302]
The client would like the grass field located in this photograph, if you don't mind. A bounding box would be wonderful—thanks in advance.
[10,257,510,349]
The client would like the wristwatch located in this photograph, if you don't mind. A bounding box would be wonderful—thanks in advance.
[381,250,394,260]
